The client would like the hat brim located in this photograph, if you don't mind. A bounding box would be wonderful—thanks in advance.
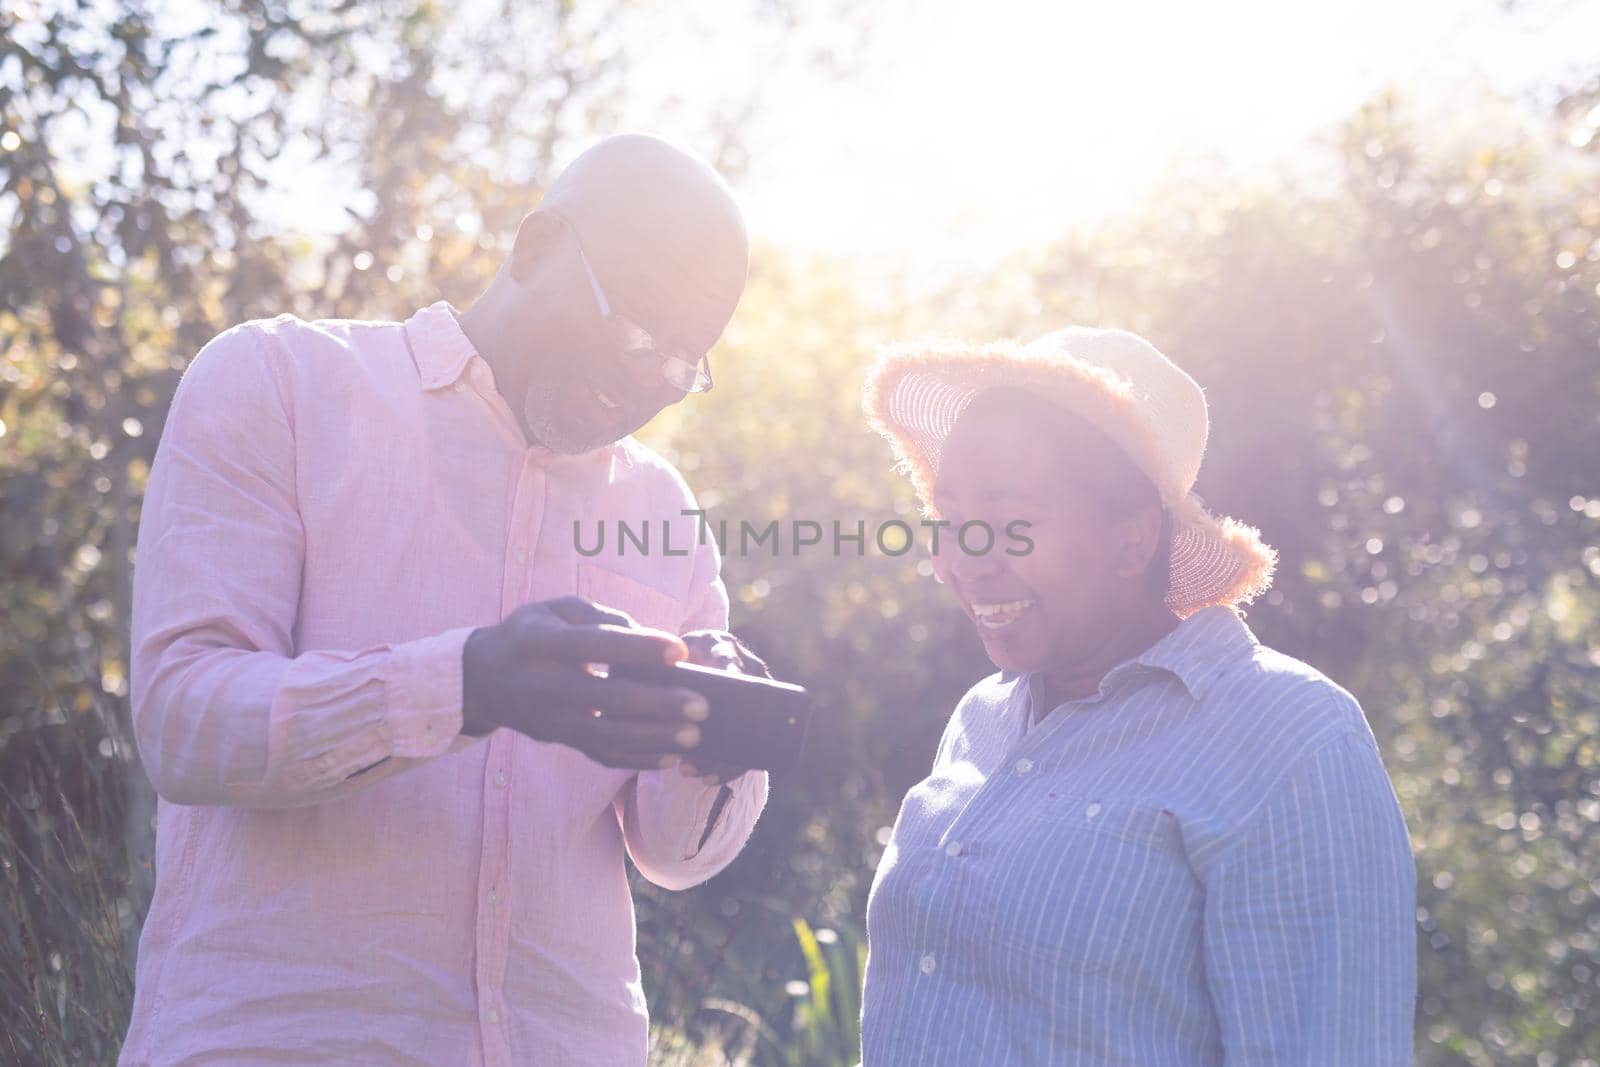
[862,338,1277,618]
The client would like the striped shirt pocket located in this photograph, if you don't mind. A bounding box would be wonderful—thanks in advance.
[988,796,1201,987]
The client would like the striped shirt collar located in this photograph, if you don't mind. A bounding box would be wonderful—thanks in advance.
[1128,604,1259,700]
[1016,604,1259,710]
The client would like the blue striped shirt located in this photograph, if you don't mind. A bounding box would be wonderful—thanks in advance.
[860,605,1416,1065]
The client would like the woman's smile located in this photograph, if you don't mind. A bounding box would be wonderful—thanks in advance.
[969,597,1037,630]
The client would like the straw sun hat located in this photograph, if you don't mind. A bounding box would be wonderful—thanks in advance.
[862,326,1277,618]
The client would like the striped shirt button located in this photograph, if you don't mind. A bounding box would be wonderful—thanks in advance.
[1014,757,1034,775]
[487,889,498,905]
[919,954,937,975]
[495,771,508,788]
[1084,802,1102,819]
[945,841,963,858]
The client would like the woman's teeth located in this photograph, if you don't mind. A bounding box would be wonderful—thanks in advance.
[971,599,1036,630]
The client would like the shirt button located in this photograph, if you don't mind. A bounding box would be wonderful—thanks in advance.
[945,841,963,858]
[487,889,498,905]
[495,771,508,788]
[1085,802,1102,819]
[1014,757,1035,775]
[515,549,528,564]
[487,1008,499,1023]
[453,382,465,393]
[919,954,937,975]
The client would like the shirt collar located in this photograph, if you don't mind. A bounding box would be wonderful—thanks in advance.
[1105,604,1259,701]
[401,300,628,474]
[1015,604,1259,711]
[402,300,478,391]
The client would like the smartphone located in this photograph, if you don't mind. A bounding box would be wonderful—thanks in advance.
[608,660,811,774]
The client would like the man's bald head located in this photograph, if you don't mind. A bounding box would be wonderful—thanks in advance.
[538,133,749,355]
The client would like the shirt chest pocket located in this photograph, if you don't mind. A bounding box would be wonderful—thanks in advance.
[1018,793,1183,851]
[979,796,1202,985]
[576,561,684,635]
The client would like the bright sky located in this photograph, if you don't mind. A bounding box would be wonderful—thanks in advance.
[621,0,1600,273]
[32,0,1594,277]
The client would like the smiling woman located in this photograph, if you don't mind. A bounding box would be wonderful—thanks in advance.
[856,326,1416,1064]
[929,402,1165,675]
[930,385,1172,651]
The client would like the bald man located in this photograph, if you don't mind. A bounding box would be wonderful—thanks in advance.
[122,135,769,1066]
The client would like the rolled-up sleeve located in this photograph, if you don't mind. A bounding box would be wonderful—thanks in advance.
[131,324,481,809]
[617,768,769,891]
[1202,729,1417,1065]
[616,503,768,890]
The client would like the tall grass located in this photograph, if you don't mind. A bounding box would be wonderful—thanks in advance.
[651,918,866,1067]
[1,723,148,1066]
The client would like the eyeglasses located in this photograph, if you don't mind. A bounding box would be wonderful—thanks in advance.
[553,211,714,394]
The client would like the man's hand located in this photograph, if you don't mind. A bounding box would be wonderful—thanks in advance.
[683,629,773,679]
[674,628,771,786]
[461,597,710,770]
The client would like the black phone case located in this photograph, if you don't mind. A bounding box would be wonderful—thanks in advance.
[609,660,811,774]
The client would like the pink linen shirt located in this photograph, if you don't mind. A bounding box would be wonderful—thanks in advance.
[119,301,769,1067]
